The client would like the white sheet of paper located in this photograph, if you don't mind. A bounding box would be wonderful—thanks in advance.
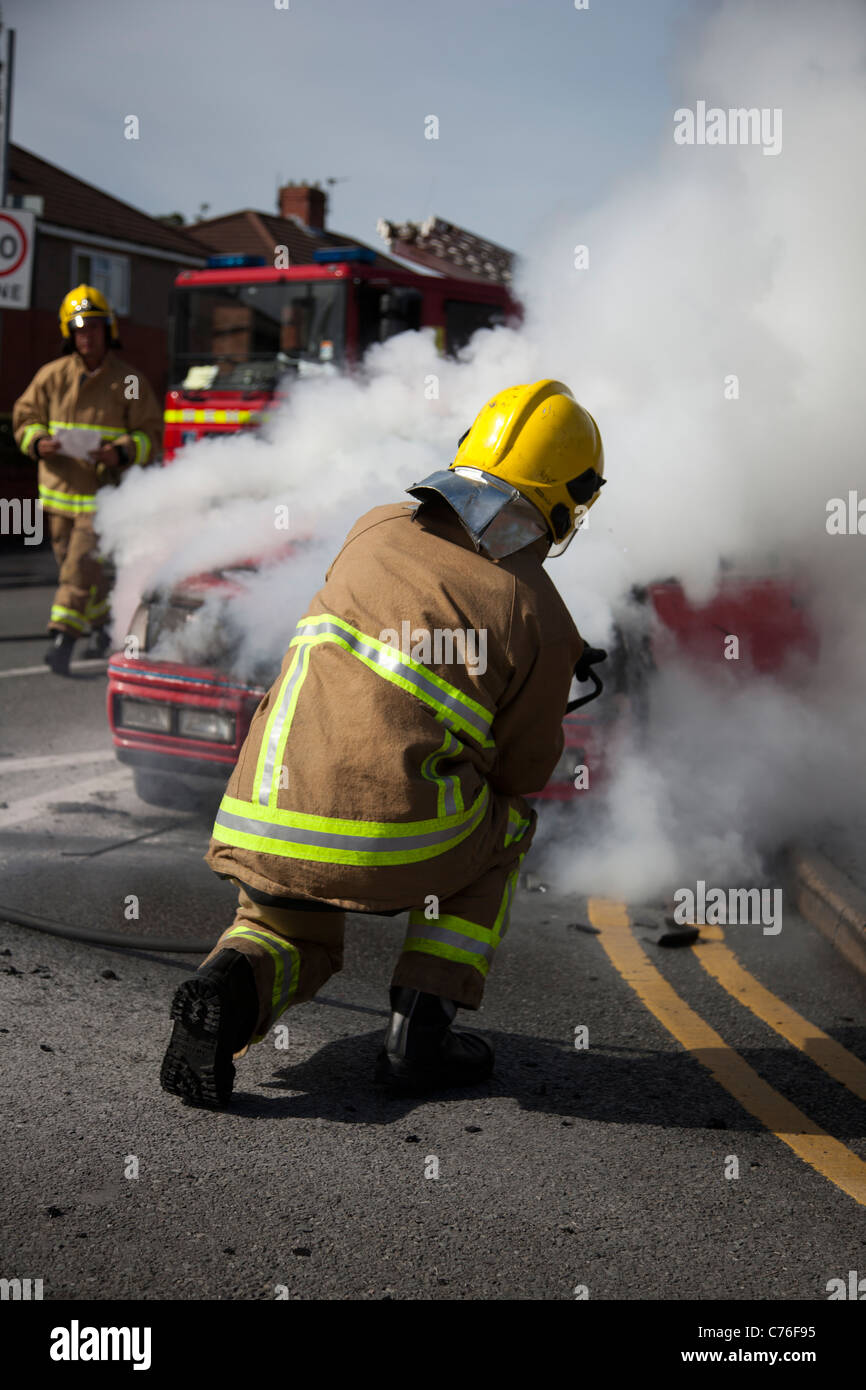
[52,428,101,461]
[183,364,219,389]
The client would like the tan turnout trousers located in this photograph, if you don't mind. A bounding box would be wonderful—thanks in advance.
[48,513,111,635]
[203,820,531,1048]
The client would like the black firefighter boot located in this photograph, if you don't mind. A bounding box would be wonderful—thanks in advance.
[375,987,494,1092]
[81,626,111,659]
[160,950,259,1109]
[44,631,77,675]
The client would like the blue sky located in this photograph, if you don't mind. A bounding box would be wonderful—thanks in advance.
[3,0,699,255]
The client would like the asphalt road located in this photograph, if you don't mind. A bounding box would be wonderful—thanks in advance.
[1,544,865,1303]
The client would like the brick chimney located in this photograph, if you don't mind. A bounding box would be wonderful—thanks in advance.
[278,181,326,230]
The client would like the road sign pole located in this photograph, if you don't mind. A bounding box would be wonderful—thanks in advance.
[0,24,17,386]
[0,25,14,207]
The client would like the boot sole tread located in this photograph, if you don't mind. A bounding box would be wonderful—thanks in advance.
[160,978,235,1109]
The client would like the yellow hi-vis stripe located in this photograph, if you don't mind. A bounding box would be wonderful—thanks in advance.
[222,924,300,1025]
[164,409,260,424]
[589,897,866,1207]
[20,423,46,454]
[402,855,524,977]
[212,785,490,867]
[420,731,464,818]
[129,430,151,464]
[505,805,531,846]
[50,604,87,632]
[253,613,494,809]
[294,615,494,744]
[213,610,497,867]
[253,638,310,809]
[39,485,96,515]
[85,599,110,623]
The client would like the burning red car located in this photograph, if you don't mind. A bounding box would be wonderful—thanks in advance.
[642,571,818,674]
[107,565,269,807]
[107,560,627,808]
[107,558,816,809]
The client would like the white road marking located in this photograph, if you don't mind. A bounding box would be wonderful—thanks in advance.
[0,767,130,829]
[0,750,116,775]
[0,659,109,679]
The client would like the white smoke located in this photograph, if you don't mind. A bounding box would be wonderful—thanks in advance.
[525,0,866,898]
[97,0,866,901]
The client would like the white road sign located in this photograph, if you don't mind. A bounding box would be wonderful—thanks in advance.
[0,208,34,309]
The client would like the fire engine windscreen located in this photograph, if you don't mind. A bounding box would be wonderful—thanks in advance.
[170,281,346,391]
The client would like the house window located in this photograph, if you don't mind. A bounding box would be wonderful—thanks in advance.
[71,248,130,316]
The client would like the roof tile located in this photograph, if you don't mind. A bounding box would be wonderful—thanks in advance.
[8,144,207,258]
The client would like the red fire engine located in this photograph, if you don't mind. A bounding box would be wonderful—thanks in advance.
[162,246,519,457]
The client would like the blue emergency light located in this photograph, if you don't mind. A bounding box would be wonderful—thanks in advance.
[205,254,267,268]
[312,246,377,264]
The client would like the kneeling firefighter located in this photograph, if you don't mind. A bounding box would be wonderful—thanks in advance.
[160,379,606,1109]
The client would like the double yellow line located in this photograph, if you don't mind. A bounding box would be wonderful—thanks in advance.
[588,898,866,1206]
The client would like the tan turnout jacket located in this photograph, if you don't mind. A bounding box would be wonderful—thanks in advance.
[12,350,162,516]
[206,500,584,913]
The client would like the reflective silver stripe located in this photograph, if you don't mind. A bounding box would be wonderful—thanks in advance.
[295,617,493,744]
[50,604,87,631]
[39,486,96,514]
[258,614,492,806]
[215,802,482,853]
[406,920,495,962]
[257,642,310,806]
[439,731,462,818]
[438,755,459,817]
[421,730,461,818]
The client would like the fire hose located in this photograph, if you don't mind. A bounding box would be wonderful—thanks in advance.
[566,645,607,712]
[0,906,213,954]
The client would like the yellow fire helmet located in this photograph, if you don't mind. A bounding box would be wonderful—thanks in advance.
[59,284,118,340]
[451,379,604,555]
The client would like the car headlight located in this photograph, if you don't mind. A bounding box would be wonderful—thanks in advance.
[118,698,172,733]
[177,707,235,743]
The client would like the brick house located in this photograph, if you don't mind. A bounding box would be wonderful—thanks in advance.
[187,180,398,268]
[2,144,207,415]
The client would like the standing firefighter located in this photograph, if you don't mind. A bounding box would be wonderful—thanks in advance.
[12,285,162,675]
[161,379,606,1108]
